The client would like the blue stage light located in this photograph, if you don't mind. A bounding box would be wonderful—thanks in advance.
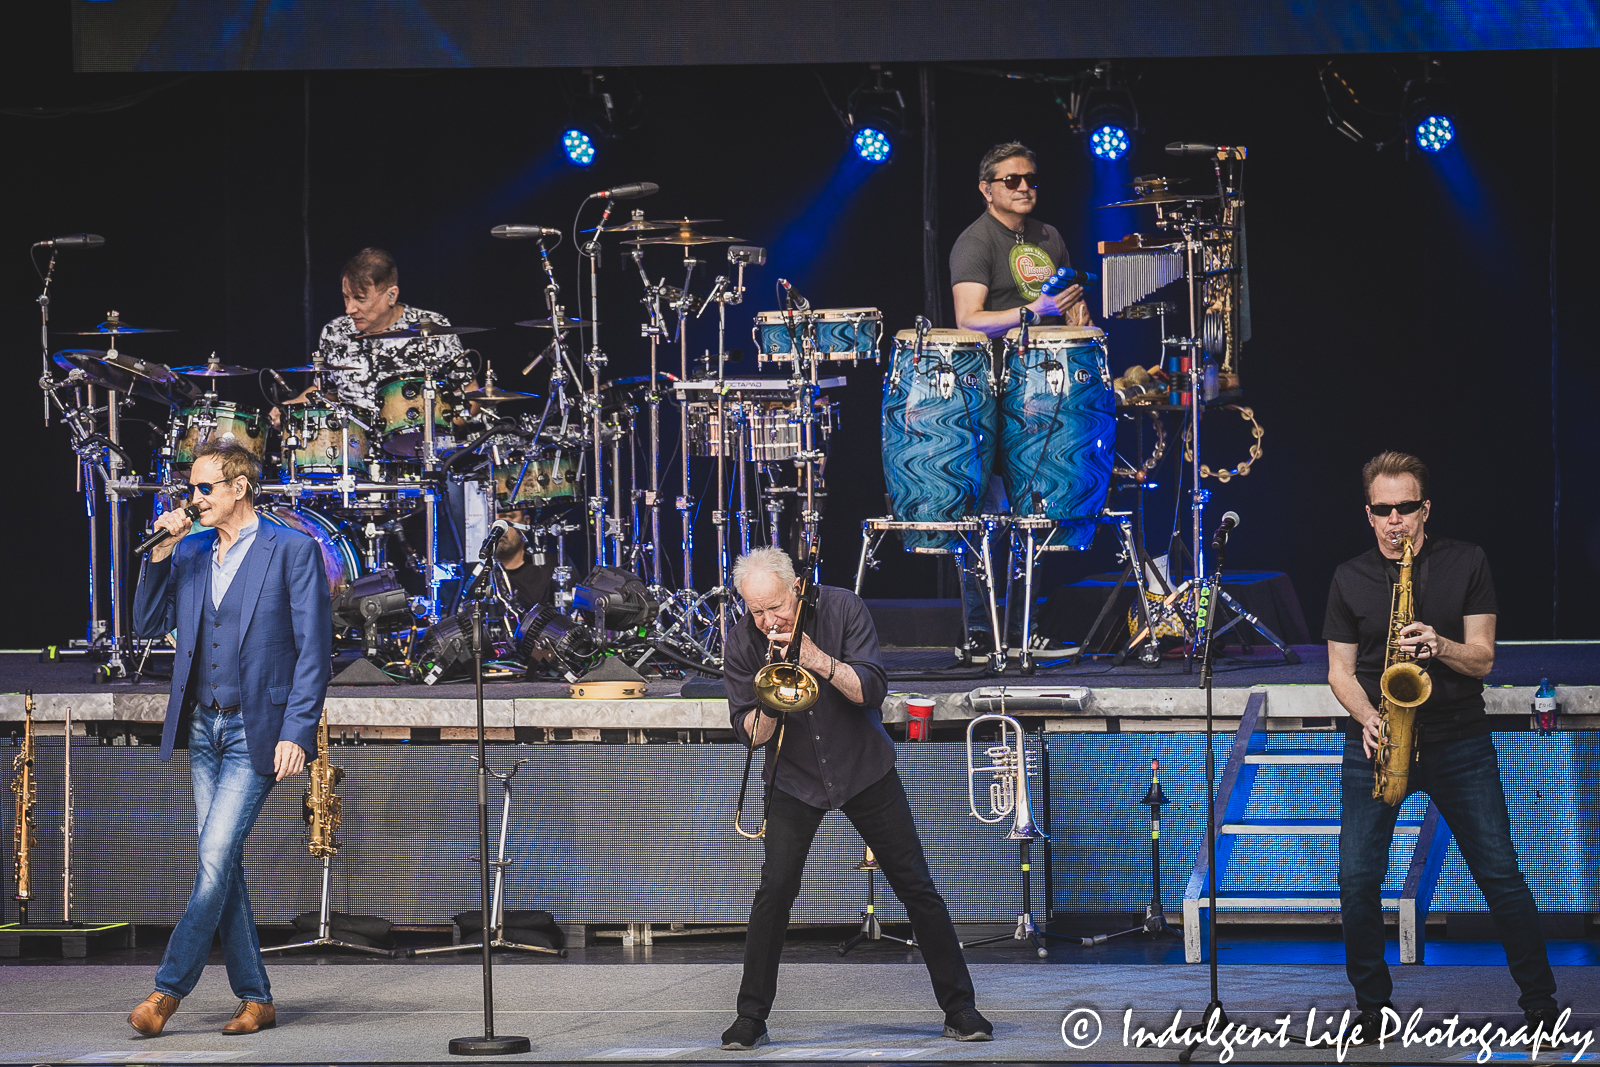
[1089,123,1131,161]
[562,128,596,166]
[1414,114,1455,153]
[853,127,892,164]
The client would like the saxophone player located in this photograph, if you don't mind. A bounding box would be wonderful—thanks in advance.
[1324,451,1557,1036]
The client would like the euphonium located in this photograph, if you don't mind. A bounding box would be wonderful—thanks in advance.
[302,710,344,858]
[1372,536,1431,805]
[11,691,37,923]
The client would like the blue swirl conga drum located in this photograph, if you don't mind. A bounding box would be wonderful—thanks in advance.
[881,329,996,552]
[999,326,1115,550]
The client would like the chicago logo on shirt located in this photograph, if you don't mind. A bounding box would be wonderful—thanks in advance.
[1010,243,1057,300]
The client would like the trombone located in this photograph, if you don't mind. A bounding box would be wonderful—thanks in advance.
[966,713,1046,841]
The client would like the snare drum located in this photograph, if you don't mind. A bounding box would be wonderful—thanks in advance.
[283,406,369,475]
[880,329,996,552]
[260,505,363,599]
[172,402,267,467]
[998,326,1115,550]
[375,375,457,458]
[753,307,882,363]
[493,453,579,508]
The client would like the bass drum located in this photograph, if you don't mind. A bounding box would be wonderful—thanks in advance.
[880,329,995,552]
[999,326,1115,550]
[260,505,363,600]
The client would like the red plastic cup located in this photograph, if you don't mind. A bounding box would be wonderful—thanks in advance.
[906,697,935,741]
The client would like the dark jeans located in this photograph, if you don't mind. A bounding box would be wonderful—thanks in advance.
[1339,730,1556,1013]
[737,768,976,1021]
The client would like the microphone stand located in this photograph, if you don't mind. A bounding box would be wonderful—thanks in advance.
[1182,527,1230,1065]
[448,597,531,1058]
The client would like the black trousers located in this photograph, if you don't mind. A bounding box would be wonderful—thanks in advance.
[737,767,977,1021]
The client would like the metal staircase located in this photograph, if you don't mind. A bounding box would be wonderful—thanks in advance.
[1183,691,1453,963]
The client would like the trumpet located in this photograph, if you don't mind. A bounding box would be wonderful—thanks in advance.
[966,712,1046,840]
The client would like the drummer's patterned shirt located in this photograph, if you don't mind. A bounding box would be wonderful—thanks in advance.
[315,304,472,417]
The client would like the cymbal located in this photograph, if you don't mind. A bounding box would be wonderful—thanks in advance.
[462,383,540,404]
[278,360,362,372]
[649,218,720,227]
[623,231,742,247]
[175,358,254,377]
[515,317,596,331]
[581,219,670,234]
[57,324,177,336]
[1099,190,1219,208]
[53,349,198,404]
[360,323,492,340]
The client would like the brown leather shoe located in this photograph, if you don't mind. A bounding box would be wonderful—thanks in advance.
[129,991,181,1036]
[221,1000,276,1034]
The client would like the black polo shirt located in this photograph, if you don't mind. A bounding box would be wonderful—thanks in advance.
[727,585,893,810]
[1323,537,1497,743]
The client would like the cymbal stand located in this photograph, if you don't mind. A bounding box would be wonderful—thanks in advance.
[576,225,613,569]
[101,336,130,677]
[419,341,446,624]
[674,253,700,591]
[630,249,669,593]
[697,254,749,645]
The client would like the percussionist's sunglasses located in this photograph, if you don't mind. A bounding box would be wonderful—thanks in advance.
[987,173,1039,190]
[189,479,241,497]
[1368,499,1425,517]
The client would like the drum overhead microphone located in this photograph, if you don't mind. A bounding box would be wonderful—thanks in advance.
[136,504,202,555]
[594,181,659,200]
[33,234,104,249]
[491,225,561,239]
[778,279,810,313]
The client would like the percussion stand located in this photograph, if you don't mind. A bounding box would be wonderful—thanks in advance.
[577,228,612,570]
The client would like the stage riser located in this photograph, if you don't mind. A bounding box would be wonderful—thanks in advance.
[3,736,1596,925]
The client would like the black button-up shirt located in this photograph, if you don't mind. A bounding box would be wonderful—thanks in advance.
[727,585,893,809]
[1323,536,1497,743]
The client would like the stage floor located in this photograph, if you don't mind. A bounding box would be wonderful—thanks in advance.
[6,937,1599,1064]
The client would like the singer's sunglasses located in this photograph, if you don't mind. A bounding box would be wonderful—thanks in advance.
[986,173,1039,190]
[1368,499,1425,517]
[189,478,243,497]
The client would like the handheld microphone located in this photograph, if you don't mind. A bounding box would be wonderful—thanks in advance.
[33,234,105,249]
[1210,511,1240,551]
[777,279,810,313]
[137,504,202,555]
[1165,142,1247,159]
[595,182,660,200]
[492,225,562,239]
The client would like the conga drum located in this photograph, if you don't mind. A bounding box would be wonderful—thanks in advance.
[880,328,996,551]
[998,325,1115,550]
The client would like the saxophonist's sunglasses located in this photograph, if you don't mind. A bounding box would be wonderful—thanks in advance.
[1368,499,1424,517]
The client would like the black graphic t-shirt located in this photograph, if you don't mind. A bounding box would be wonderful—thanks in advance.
[949,211,1071,322]
[1323,537,1498,743]
[316,305,472,416]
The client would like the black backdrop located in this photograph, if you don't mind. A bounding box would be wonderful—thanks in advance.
[6,4,1597,647]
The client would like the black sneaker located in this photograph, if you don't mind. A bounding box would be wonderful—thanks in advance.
[720,1016,769,1050]
[1525,1006,1560,1029]
[943,1007,994,1041]
[1349,1004,1394,1046]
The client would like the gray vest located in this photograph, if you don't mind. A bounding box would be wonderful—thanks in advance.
[198,549,250,710]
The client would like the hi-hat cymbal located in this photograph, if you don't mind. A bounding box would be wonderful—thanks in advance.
[360,323,492,340]
[515,317,596,331]
[53,349,198,404]
[623,231,742,247]
[581,219,671,234]
[463,383,540,404]
[1099,190,1219,208]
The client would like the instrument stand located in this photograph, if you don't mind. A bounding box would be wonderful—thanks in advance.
[1072,512,1166,665]
[960,839,1073,958]
[853,518,1004,673]
[449,599,531,1057]
[261,853,394,958]
[412,759,566,960]
[837,848,917,956]
[1205,586,1300,665]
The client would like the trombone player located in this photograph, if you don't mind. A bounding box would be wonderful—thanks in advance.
[719,548,992,1050]
[1325,451,1557,1038]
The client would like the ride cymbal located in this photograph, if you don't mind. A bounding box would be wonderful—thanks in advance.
[359,323,492,339]
[514,317,596,330]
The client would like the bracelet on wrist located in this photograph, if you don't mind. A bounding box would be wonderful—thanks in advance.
[827,657,838,683]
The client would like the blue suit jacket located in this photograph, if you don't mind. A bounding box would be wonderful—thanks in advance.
[133,520,332,777]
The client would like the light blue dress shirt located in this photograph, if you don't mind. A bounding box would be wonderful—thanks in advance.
[211,518,260,609]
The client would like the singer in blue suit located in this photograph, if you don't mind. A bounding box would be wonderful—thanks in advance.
[127,440,331,1038]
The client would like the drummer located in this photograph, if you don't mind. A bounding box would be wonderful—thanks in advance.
[280,247,476,418]
[950,142,1092,337]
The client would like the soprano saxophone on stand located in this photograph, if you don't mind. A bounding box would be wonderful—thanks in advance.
[1372,536,1432,805]
[11,692,37,923]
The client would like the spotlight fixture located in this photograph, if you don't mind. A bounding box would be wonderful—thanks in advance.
[846,66,904,164]
[559,68,643,167]
[1078,78,1138,162]
[1320,56,1457,155]
[562,128,596,166]
[1402,64,1456,153]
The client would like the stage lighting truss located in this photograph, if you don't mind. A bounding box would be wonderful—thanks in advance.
[1319,55,1456,155]
[559,68,643,166]
[1065,63,1140,162]
[845,66,905,164]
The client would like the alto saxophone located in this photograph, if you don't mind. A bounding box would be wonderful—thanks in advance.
[1372,536,1432,804]
[11,691,37,923]
[302,710,344,857]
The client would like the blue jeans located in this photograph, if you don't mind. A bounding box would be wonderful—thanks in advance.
[154,708,276,1002]
[1339,730,1556,1012]
[737,768,976,1021]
